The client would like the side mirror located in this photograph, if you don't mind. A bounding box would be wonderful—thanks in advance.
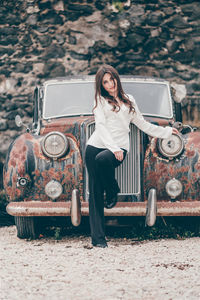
[171,83,187,103]
[15,115,30,132]
[15,115,23,127]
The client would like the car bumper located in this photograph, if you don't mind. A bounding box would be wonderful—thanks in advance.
[7,201,200,217]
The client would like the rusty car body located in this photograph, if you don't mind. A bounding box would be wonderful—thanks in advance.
[3,76,200,238]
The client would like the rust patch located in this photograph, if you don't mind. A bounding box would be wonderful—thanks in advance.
[144,132,200,201]
[4,133,84,203]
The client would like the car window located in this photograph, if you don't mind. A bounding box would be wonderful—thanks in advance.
[43,81,95,119]
[43,80,173,119]
[122,81,173,118]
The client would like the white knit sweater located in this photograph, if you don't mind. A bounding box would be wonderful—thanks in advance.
[87,94,172,153]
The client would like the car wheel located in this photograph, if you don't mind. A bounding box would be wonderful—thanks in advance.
[14,216,39,239]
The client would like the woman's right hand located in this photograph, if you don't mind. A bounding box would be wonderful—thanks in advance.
[114,150,124,161]
[172,128,179,135]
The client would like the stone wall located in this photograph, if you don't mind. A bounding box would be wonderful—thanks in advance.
[1,0,200,175]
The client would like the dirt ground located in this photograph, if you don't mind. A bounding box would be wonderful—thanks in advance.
[0,225,200,300]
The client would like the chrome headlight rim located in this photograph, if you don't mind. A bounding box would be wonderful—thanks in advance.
[157,133,184,159]
[41,131,69,159]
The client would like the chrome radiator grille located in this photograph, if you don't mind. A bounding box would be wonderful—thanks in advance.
[86,122,140,196]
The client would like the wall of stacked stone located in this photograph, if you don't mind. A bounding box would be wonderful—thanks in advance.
[0,0,200,184]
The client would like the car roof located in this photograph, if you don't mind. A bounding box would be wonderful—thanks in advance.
[42,75,169,87]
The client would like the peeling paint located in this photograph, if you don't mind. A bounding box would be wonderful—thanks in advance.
[144,132,200,201]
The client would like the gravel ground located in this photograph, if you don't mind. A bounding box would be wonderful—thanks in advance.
[0,225,200,300]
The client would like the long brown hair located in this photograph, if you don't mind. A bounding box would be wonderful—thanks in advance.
[94,64,135,113]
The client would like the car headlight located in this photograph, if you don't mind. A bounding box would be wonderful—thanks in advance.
[42,131,69,158]
[165,178,182,199]
[158,134,184,159]
[45,180,63,200]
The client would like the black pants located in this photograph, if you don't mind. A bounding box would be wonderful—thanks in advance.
[85,145,127,244]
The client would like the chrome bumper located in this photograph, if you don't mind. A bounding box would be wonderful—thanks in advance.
[7,201,200,217]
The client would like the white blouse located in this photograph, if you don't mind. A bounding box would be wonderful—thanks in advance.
[87,94,173,153]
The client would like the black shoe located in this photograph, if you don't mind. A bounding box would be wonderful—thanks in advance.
[104,186,120,209]
[104,196,117,209]
[92,241,108,248]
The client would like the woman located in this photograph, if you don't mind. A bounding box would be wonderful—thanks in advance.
[85,65,178,248]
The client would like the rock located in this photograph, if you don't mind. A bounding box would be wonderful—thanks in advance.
[117,38,129,50]
[7,120,19,130]
[0,119,7,131]
[173,51,193,64]
[68,36,77,45]
[178,72,198,81]
[24,105,33,117]
[14,62,33,74]
[0,67,11,77]
[134,66,160,77]
[0,134,15,156]
[4,13,21,25]
[0,47,14,56]
[123,52,146,64]
[126,32,146,48]
[5,103,18,112]
[27,5,40,14]
[0,96,7,103]
[146,11,164,26]
[43,44,65,60]
[0,78,18,94]
[151,28,161,38]
[119,19,131,30]
[38,35,52,47]
[55,34,65,45]
[166,15,188,29]
[92,40,111,54]
[166,40,181,53]
[20,35,33,47]
[126,4,146,25]
[36,26,49,33]
[37,0,52,10]
[53,1,65,12]
[26,14,38,25]
[95,0,107,10]
[192,46,200,63]
[67,4,94,16]
[70,51,89,61]
[144,38,164,54]
[43,61,65,78]
[162,6,175,16]
[38,10,63,25]
[181,3,200,20]
[0,35,18,46]
[128,4,145,17]
[0,27,16,35]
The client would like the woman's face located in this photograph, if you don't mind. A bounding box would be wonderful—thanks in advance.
[102,73,118,97]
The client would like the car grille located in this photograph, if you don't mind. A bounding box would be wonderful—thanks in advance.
[85,122,141,198]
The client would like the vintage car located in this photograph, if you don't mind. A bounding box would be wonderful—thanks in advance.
[3,76,200,239]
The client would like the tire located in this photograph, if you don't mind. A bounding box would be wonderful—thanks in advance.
[14,216,39,239]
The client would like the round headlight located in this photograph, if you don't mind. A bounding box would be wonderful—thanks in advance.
[166,178,182,199]
[158,134,184,159]
[45,180,63,200]
[42,132,68,158]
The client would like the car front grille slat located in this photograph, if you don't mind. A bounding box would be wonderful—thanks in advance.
[86,122,140,197]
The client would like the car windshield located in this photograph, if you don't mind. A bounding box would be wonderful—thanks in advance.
[43,80,173,119]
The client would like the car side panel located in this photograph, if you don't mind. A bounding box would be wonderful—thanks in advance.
[143,131,200,201]
[3,133,84,202]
